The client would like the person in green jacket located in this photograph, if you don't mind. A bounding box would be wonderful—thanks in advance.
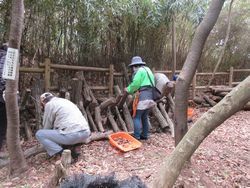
[124,56,155,140]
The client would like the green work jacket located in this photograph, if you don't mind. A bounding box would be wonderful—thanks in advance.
[127,66,155,94]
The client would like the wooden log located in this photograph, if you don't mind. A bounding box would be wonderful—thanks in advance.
[114,85,134,132]
[78,101,88,122]
[202,103,211,107]
[84,130,113,144]
[117,92,128,109]
[126,95,133,108]
[31,79,43,130]
[167,94,175,114]
[81,74,94,104]
[203,95,217,107]
[158,103,175,137]
[107,108,120,132]
[193,96,205,104]
[243,102,250,111]
[114,107,128,132]
[109,64,114,97]
[100,97,115,110]
[95,106,104,132]
[99,96,121,111]
[83,87,92,104]
[151,105,168,129]
[61,150,71,169]
[211,95,223,103]
[71,78,82,104]
[20,89,31,111]
[229,66,233,87]
[23,121,33,141]
[215,91,229,97]
[46,161,67,188]
[210,87,233,95]
[89,89,98,105]
[86,107,98,132]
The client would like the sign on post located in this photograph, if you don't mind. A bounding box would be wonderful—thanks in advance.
[2,47,19,80]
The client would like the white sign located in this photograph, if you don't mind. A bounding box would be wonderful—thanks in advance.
[2,47,19,80]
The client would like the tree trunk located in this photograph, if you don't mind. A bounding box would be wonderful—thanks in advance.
[152,75,250,188]
[5,0,27,177]
[175,0,225,145]
[207,0,234,87]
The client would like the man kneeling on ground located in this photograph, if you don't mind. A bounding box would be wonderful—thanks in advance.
[36,92,90,160]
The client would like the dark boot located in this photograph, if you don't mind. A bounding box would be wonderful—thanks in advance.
[71,144,82,163]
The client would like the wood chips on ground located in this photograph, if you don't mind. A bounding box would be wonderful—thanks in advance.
[0,109,249,188]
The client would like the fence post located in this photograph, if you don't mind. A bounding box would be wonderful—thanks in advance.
[44,58,51,91]
[152,67,156,73]
[192,71,197,99]
[109,64,114,97]
[229,66,233,87]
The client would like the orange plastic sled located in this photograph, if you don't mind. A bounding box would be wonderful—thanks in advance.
[109,132,142,152]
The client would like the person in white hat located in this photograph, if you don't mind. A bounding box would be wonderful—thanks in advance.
[36,92,90,160]
[124,56,155,140]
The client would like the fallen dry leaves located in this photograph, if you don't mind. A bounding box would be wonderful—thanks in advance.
[0,109,249,188]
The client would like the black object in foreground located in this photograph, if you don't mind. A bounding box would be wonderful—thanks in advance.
[60,173,147,188]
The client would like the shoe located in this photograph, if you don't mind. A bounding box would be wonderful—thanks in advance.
[47,149,63,160]
[70,145,81,163]
[131,134,140,140]
[140,135,148,140]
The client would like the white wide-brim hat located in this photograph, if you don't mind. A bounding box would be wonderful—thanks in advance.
[128,56,146,67]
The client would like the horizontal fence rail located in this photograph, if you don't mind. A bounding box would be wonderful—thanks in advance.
[19,59,249,99]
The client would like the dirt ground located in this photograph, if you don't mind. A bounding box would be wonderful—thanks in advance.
[0,108,249,188]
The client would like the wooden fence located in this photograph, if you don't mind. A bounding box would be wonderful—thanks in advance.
[19,58,250,99]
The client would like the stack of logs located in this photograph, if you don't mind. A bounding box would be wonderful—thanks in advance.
[193,86,250,110]
[20,71,175,140]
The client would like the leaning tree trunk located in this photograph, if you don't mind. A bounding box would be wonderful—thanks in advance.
[152,75,250,188]
[175,0,225,145]
[5,0,27,177]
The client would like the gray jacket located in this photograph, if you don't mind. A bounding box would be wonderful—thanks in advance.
[43,97,90,134]
[154,73,170,94]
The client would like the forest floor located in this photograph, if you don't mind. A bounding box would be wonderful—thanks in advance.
[0,108,249,188]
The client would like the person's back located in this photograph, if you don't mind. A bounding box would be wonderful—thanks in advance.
[43,97,89,134]
[36,93,90,159]
[154,73,174,98]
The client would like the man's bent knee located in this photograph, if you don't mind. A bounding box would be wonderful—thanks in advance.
[35,130,46,140]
